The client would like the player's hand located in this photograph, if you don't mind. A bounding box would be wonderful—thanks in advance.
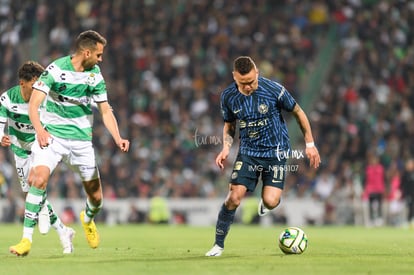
[306,146,321,169]
[0,135,11,147]
[215,149,229,170]
[117,138,130,152]
[37,128,52,148]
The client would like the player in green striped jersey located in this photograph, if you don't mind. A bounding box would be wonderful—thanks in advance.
[10,30,130,256]
[1,61,75,255]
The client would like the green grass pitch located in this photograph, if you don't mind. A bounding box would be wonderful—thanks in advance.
[1,224,414,275]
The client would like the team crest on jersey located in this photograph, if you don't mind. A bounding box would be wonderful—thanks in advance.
[258,103,268,114]
[86,73,96,85]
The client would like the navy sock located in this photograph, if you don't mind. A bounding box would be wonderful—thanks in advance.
[215,203,236,248]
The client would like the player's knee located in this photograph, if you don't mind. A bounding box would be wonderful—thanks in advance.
[30,173,49,189]
[263,197,281,210]
[226,194,242,209]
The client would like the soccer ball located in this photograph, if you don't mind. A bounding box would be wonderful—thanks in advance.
[278,227,308,254]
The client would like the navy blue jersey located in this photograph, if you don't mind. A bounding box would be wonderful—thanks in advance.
[220,76,296,158]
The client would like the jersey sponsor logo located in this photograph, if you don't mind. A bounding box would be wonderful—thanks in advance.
[58,84,67,91]
[239,118,268,129]
[58,95,69,102]
[15,121,34,131]
[248,131,259,138]
[60,73,66,81]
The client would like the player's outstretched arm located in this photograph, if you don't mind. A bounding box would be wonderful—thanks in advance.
[97,101,130,152]
[291,104,321,169]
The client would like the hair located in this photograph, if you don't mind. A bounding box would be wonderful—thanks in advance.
[233,56,256,75]
[18,61,44,81]
[75,30,107,51]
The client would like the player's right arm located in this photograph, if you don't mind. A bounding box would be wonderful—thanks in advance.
[28,89,50,148]
[216,121,236,169]
[0,119,7,146]
[0,91,8,143]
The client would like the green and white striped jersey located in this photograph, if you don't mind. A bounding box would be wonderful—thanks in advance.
[0,86,35,158]
[32,55,108,141]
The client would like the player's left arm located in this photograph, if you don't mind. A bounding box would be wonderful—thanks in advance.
[96,101,130,152]
[291,103,321,169]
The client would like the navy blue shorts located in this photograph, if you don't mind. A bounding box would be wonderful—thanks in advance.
[229,154,286,192]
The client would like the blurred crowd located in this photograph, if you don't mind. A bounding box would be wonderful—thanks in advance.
[1,0,414,226]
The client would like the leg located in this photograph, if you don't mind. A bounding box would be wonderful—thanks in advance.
[70,140,102,249]
[43,200,76,254]
[206,154,256,256]
[206,184,247,256]
[218,184,247,245]
[368,194,375,221]
[29,165,75,253]
[27,165,51,232]
[261,185,283,210]
[82,178,103,222]
[258,160,285,216]
[408,197,414,225]
[80,178,102,249]
[9,165,50,256]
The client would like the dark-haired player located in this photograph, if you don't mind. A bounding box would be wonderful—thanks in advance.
[1,61,75,255]
[206,56,320,256]
[10,30,130,256]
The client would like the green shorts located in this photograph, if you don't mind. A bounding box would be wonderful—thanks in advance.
[229,154,286,192]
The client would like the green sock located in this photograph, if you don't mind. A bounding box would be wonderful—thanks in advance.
[22,186,46,241]
[84,199,102,223]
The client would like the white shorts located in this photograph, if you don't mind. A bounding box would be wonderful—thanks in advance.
[14,154,32,193]
[31,135,100,182]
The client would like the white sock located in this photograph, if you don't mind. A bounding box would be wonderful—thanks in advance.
[52,218,67,236]
[23,227,34,242]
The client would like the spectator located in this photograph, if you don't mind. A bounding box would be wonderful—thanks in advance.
[401,159,414,228]
[363,153,386,227]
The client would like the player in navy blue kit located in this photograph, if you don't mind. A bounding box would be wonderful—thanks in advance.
[206,56,321,256]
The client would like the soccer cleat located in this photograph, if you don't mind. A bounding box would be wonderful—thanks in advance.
[60,227,76,254]
[38,203,51,234]
[258,199,270,217]
[9,238,32,256]
[80,211,100,249]
[205,244,224,257]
